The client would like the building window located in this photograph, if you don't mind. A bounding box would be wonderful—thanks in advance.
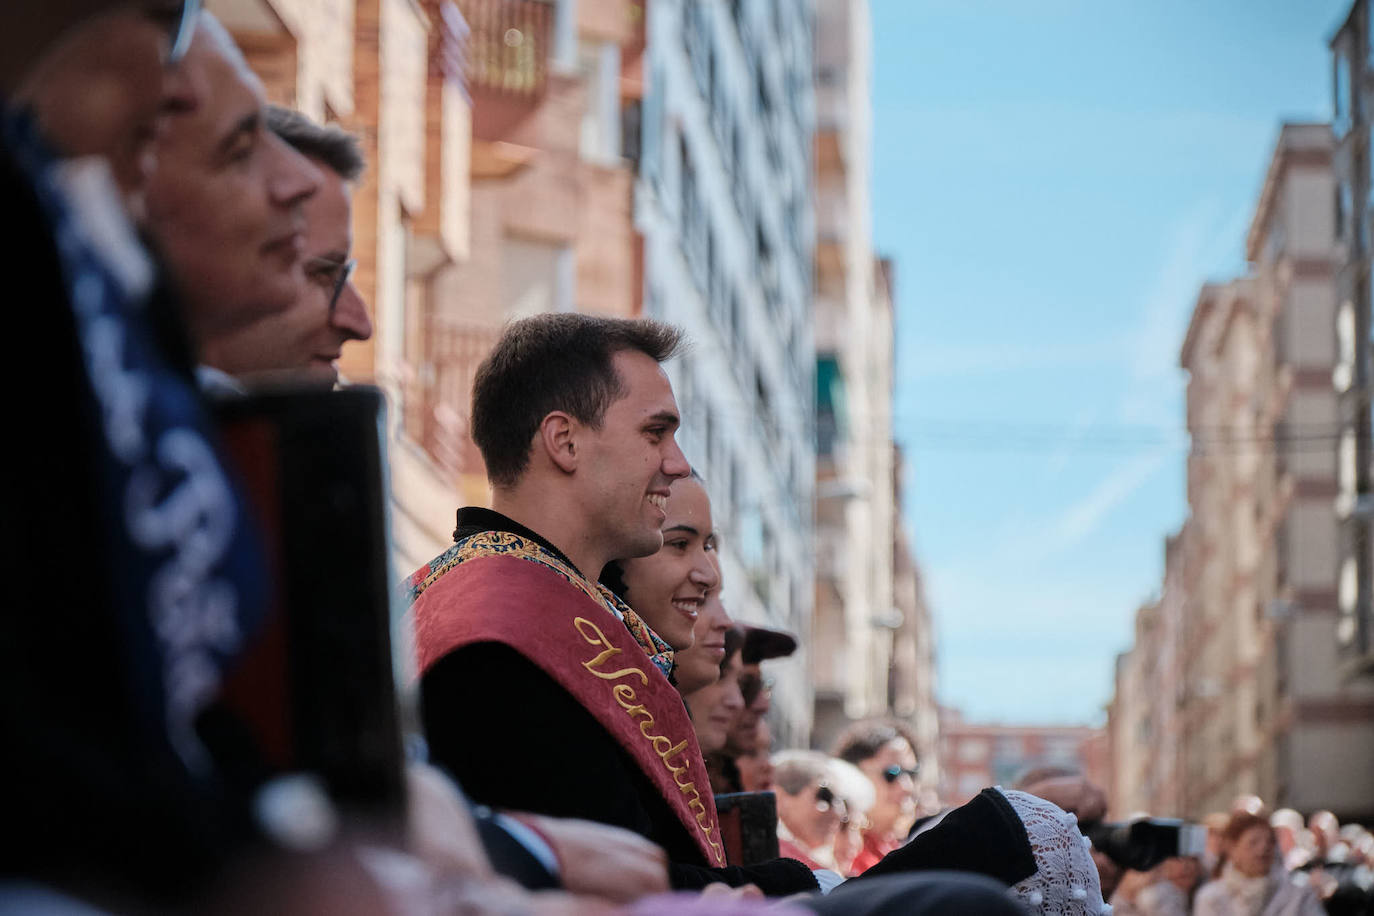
[1337,180,1352,243]
[1334,48,1353,138]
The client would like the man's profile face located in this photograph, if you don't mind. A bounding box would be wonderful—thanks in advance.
[145,23,320,344]
[198,159,372,383]
[579,349,691,563]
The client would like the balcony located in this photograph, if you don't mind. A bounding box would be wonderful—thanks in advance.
[458,0,554,138]
[402,322,501,480]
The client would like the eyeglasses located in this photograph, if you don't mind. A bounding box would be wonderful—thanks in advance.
[882,765,919,784]
[168,0,200,62]
[144,0,200,64]
[306,256,358,314]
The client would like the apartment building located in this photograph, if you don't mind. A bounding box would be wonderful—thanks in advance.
[938,707,1105,807]
[890,445,941,790]
[1330,0,1374,675]
[811,0,901,749]
[1115,123,1374,821]
[635,0,818,746]
[1108,532,1187,819]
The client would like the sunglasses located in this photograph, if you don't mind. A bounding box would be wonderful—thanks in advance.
[882,765,919,783]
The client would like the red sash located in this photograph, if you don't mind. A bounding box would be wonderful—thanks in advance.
[412,552,726,866]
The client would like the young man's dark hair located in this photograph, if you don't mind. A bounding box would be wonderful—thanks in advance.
[470,313,684,487]
[264,104,366,181]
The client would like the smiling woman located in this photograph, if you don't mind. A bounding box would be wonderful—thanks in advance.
[617,474,721,651]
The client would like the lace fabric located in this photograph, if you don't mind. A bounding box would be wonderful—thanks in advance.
[997,787,1111,916]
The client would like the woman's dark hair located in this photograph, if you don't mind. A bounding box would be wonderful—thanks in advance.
[832,718,918,766]
[471,313,684,488]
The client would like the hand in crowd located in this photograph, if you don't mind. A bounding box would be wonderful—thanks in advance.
[513,813,671,903]
[406,762,497,881]
[700,882,765,901]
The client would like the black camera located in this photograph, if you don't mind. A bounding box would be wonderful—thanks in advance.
[1082,818,1208,871]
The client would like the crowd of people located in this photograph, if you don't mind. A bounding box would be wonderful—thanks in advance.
[2,2,1369,914]
[1105,800,1374,916]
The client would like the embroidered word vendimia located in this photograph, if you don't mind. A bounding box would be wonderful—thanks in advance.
[574,616,725,866]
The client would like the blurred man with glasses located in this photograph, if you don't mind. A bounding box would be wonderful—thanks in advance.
[194,105,373,391]
[144,13,322,373]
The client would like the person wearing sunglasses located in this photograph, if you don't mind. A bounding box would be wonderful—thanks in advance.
[191,105,373,391]
[833,719,922,874]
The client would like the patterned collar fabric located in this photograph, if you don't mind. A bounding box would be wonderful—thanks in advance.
[409,509,677,680]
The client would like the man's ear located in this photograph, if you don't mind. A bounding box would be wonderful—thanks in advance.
[538,411,579,474]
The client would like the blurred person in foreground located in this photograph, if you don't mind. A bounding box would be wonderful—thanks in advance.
[833,719,921,873]
[0,1,282,907]
[1193,811,1324,916]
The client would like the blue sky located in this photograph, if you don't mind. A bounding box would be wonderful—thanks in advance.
[872,0,1351,724]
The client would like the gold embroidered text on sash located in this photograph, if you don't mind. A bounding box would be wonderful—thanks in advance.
[574,616,725,865]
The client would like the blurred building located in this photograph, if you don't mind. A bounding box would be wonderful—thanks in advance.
[1107,532,1188,818]
[811,0,903,750]
[636,0,818,746]
[937,707,1105,807]
[889,444,941,791]
[1330,0,1374,676]
[1113,122,1374,822]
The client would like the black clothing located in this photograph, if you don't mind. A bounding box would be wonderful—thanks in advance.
[802,871,1026,916]
[856,788,1037,889]
[0,118,264,905]
[423,509,818,895]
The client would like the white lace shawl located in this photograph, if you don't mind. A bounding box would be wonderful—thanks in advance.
[997,787,1111,916]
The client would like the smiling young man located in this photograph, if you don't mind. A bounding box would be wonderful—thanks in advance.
[406,313,821,894]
